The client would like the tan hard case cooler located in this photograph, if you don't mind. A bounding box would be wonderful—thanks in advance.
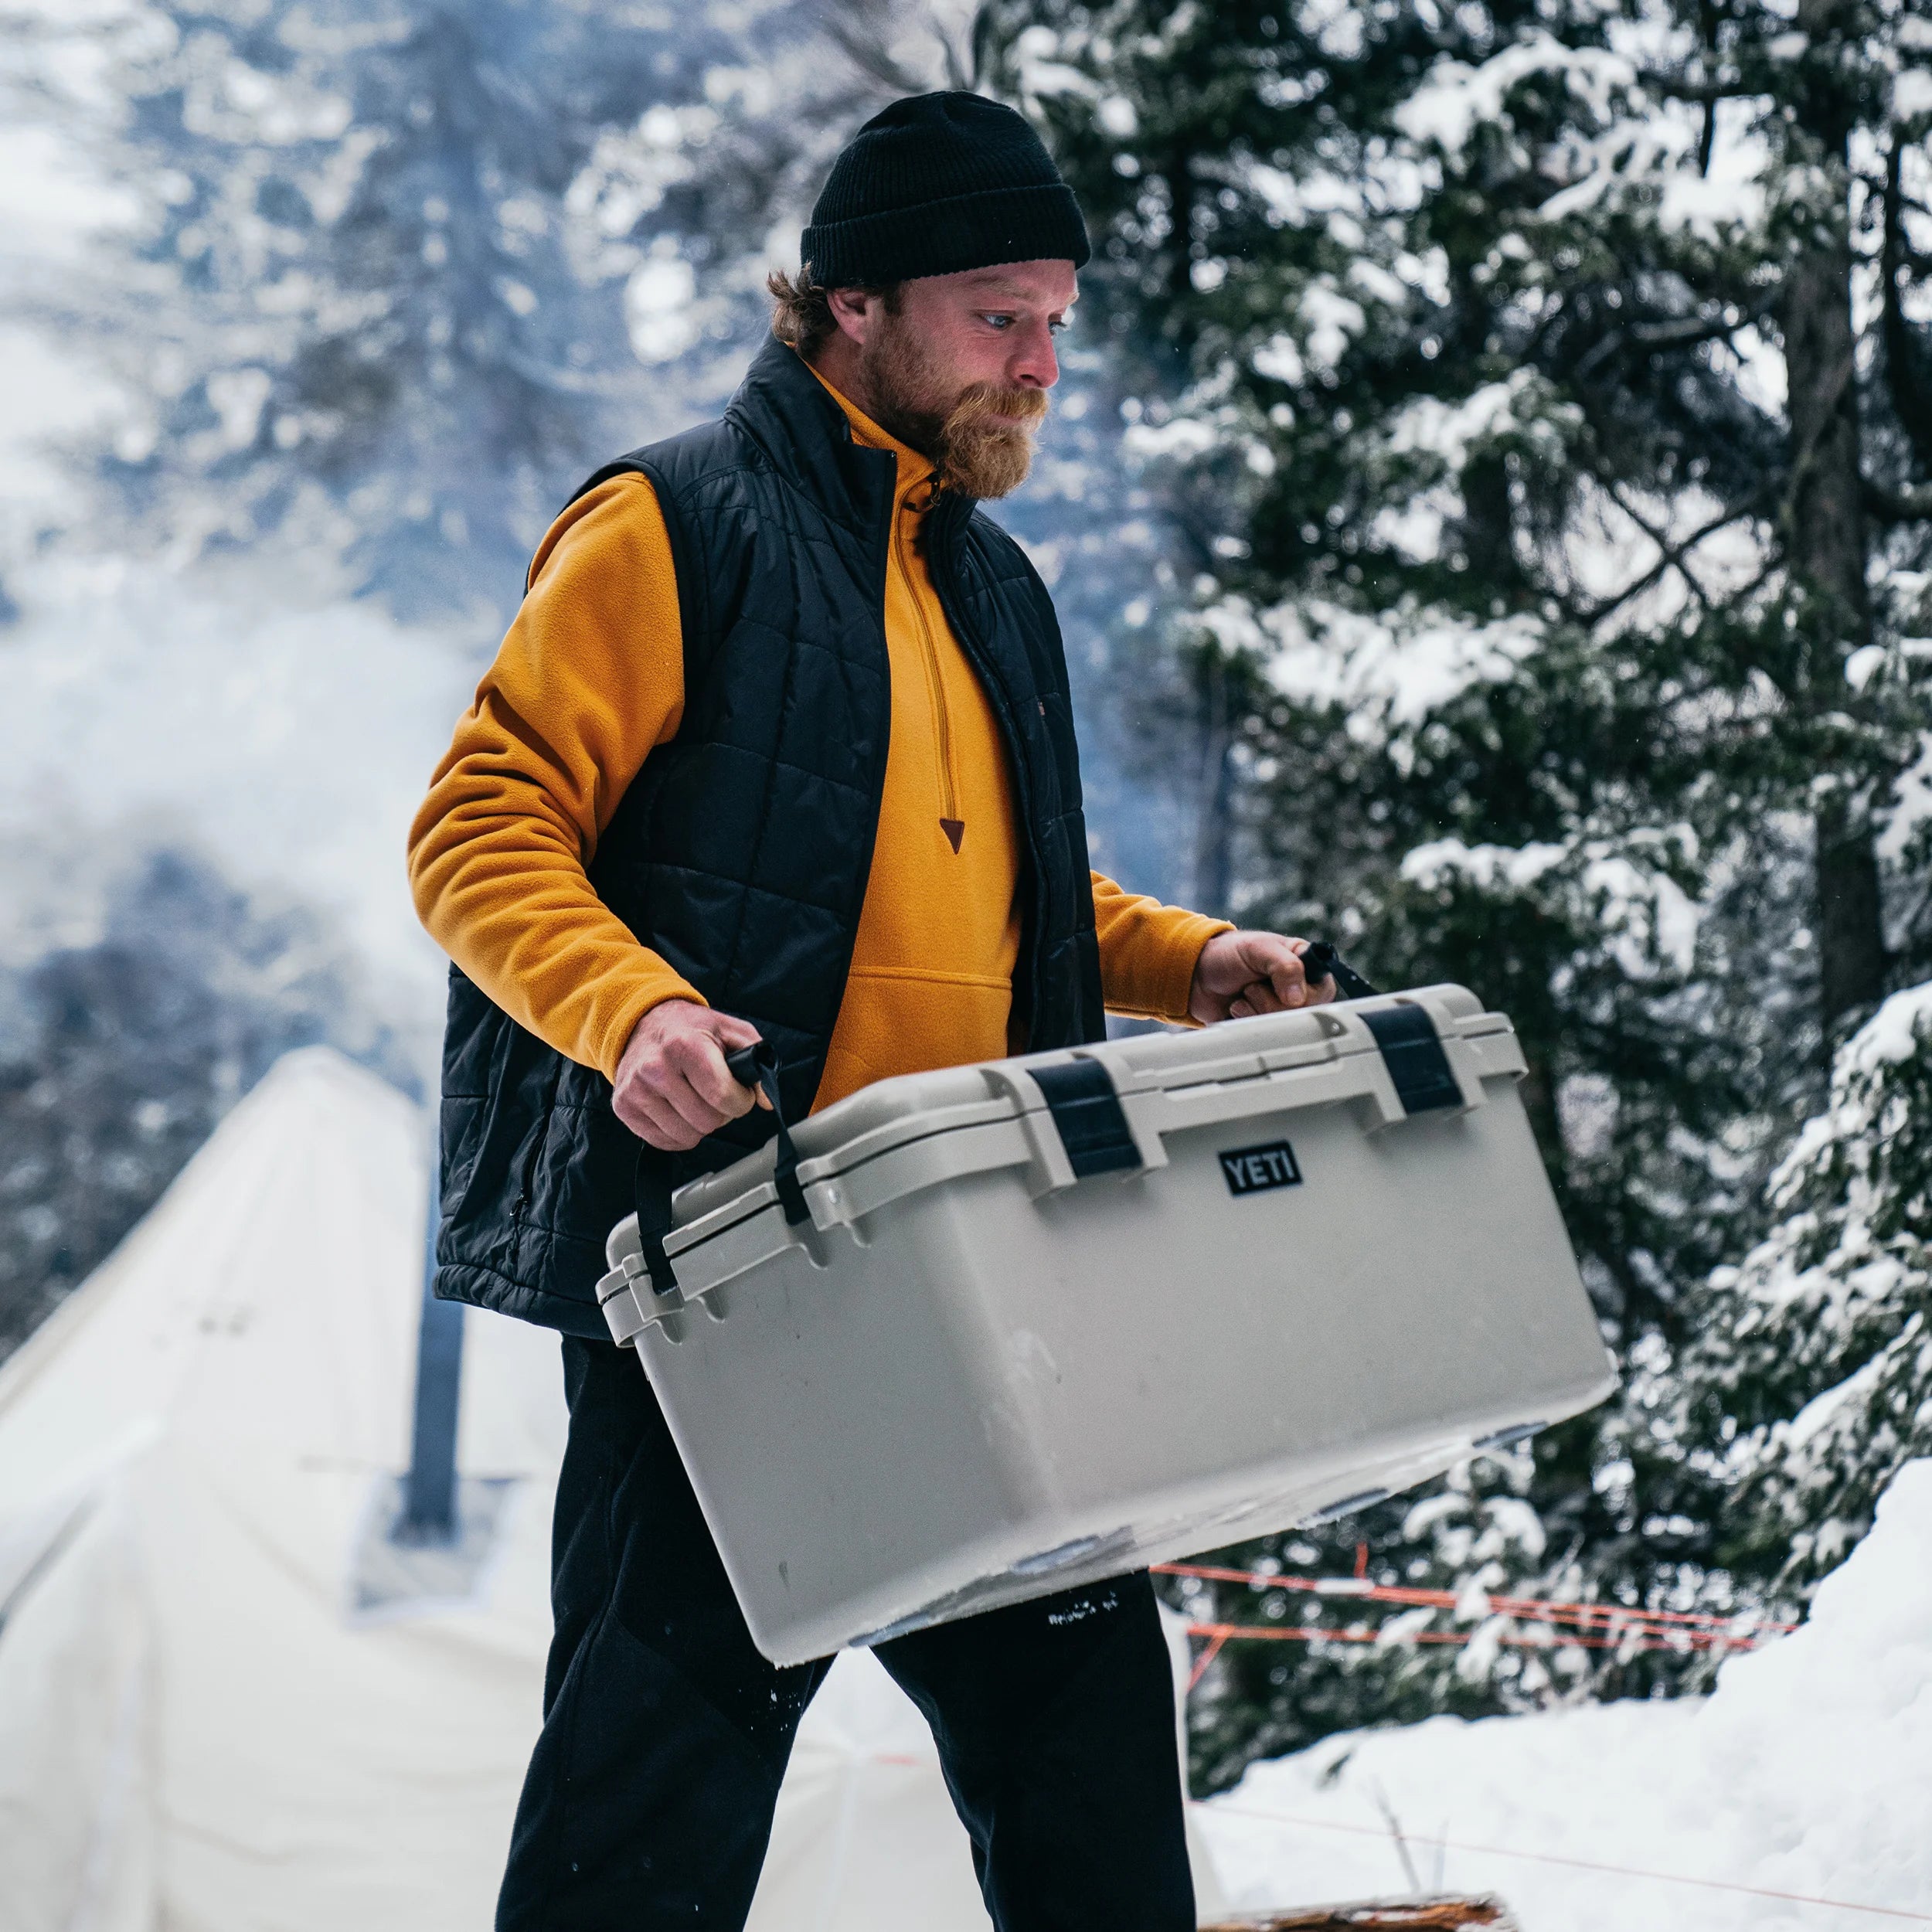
[598,985,1615,1666]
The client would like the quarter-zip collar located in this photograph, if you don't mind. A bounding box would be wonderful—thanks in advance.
[801,360,940,519]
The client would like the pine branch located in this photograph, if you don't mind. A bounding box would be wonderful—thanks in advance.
[1573,297,1777,384]
[1608,481,1719,616]
[1634,66,1747,105]
[1863,478,1932,522]
[1582,483,1773,631]
[817,5,931,96]
[1628,301,1775,352]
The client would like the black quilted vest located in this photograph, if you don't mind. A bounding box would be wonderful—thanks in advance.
[432,336,1106,1335]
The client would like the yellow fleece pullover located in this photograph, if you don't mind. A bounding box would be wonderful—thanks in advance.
[407,367,1230,1111]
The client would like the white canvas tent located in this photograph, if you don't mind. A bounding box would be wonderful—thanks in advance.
[0,1047,1221,1930]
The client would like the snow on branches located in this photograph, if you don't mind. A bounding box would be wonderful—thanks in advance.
[1686,982,1932,1596]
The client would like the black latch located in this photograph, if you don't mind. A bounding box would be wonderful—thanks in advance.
[1031,1058,1142,1177]
[1361,1004,1462,1114]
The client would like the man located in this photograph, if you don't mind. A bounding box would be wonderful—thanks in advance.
[409,90,1333,1932]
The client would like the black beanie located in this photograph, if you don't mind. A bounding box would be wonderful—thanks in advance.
[801,92,1091,287]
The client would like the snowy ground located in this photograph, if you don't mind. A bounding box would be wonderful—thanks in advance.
[1196,1459,1932,1929]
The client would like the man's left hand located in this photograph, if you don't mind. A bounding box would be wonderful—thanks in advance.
[1188,930,1337,1025]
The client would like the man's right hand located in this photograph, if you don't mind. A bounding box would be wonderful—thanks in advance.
[613,1000,770,1151]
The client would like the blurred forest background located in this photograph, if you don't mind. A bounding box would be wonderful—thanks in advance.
[1,0,1928,1794]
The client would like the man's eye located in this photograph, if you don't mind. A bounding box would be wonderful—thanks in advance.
[1049,315,1070,333]
[981,314,1015,331]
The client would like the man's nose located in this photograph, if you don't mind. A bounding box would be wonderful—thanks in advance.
[1008,319,1060,390]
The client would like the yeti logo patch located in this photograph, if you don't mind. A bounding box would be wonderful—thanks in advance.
[1218,1140,1303,1196]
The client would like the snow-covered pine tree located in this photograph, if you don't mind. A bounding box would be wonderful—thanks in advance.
[10,0,889,615]
[1668,980,1932,1606]
[980,0,1932,1786]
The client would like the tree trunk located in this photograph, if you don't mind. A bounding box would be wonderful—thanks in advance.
[1191,649,1234,917]
[1459,451,1522,604]
[1814,796,1887,1030]
[1785,0,1888,1033]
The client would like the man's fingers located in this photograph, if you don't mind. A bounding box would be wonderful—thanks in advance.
[698,1016,770,1107]
[621,1049,740,1142]
[1240,977,1285,1015]
[645,1116,702,1154]
[655,1065,738,1139]
[669,1031,757,1121]
[1199,930,1343,1028]
[628,1094,702,1152]
[611,1003,774,1147]
[1253,943,1311,1008]
[1289,937,1338,1003]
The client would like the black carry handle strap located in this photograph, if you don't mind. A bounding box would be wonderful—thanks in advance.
[1299,939,1380,1002]
[631,1037,809,1300]
[632,1148,680,1298]
[723,1042,811,1227]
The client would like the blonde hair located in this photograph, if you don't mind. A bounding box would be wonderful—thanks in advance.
[767,266,899,359]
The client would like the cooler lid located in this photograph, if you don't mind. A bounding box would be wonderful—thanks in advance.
[662,985,1509,1256]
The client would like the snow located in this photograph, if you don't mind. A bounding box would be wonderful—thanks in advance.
[1009,25,1100,104]
[1785,1347,1899,1451]
[1253,333,1305,386]
[0,53,470,1064]
[1385,375,1536,468]
[1196,1458,1932,1927]
[1656,167,1769,240]
[1843,981,1932,1075]
[1124,416,1223,461]
[0,326,123,536]
[1401,841,1566,893]
[1699,981,1932,1581]
[1400,837,1700,975]
[1393,37,1636,160]
[1299,281,1368,372]
[1879,732,1932,866]
[1894,70,1932,121]
[1260,600,1545,729]
[0,122,141,263]
[626,251,702,363]
[1845,643,1888,692]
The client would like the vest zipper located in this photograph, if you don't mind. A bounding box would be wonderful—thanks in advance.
[895,493,964,852]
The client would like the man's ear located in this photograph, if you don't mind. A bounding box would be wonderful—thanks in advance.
[827,286,880,347]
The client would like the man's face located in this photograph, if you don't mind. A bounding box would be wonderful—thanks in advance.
[829,260,1077,498]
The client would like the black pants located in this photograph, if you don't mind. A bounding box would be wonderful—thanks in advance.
[496,1338,1197,1931]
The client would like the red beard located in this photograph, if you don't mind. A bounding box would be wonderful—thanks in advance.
[858,320,1049,498]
